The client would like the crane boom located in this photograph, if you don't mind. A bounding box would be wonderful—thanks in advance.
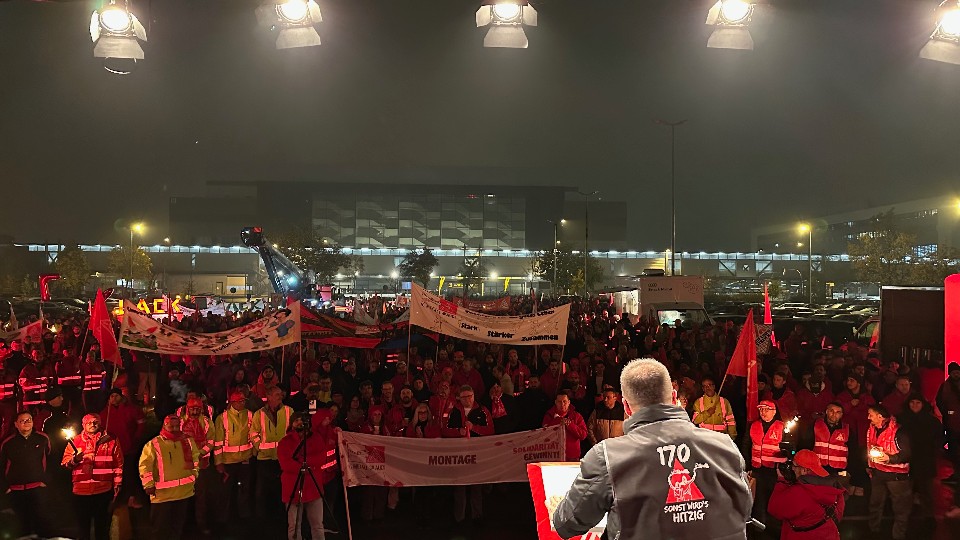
[241,226,311,299]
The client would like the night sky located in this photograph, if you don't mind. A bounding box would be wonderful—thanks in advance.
[1,0,959,251]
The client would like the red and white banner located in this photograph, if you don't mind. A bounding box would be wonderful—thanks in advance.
[409,284,570,345]
[119,302,301,355]
[0,320,43,344]
[528,462,605,540]
[338,426,564,487]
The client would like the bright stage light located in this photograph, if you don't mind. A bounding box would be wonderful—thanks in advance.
[920,2,960,65]
[256,0,323,49]
[278,0,310,23]
[705,0,756,50]
[90,1,148,74]
[476,1,538,49]
[492,3,522,21]
[100,6,132,33]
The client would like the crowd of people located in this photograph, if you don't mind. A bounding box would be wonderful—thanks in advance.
[0,294,958,540]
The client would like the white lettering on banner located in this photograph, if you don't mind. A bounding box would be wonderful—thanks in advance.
[338,426,564,488]
[409,284,570,345]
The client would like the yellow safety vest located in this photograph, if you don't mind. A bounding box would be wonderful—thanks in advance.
[214,408,254,465]
[251,405,293,461]
[139,435,200,504]
[692,395,737,438]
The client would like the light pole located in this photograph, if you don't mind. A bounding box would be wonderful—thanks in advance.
[162,237,170,295]
[547,219,566,295]
[655,119,687,276]
[575,191,598,296]
[798,223,813,304]
[128,222,144,298]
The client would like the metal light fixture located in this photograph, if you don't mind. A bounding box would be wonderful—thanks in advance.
[920,1,960,65]
[90,0,147,73]
[476,1,538,49]
[705,0,755,50]
[256,0,323,49]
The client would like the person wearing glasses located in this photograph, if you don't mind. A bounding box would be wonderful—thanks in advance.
[62,413,123,540]
[441,385,494,526]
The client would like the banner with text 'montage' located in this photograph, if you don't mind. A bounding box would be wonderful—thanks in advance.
[338,426,564,487]
[409,284,570,345]
[118,302,301,355]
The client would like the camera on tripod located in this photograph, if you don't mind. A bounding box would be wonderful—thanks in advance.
[778,416,800,482]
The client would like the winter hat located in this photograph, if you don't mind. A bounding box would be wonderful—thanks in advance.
[45,387,63,402]
[229,390,246,403]
[187,397,204,409]
[846,372,864,385]
[948,362,960,375]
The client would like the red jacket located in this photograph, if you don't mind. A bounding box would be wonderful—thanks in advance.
[100,403,144,455]
[836,390,874,447]
[542,406,588,461]
[278,430,326,503]
[768,479,845,540]
[796,385,834,421]
[405,420,442,439]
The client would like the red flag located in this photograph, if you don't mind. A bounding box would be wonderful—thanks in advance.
[725,310,759,421]
[763,282,772,325]
[91,289,121,364]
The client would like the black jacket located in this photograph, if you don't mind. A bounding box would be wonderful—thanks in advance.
[0,431,51,491]
[553,404,752,540]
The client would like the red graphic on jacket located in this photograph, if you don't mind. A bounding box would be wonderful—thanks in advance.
[665,460,708,503]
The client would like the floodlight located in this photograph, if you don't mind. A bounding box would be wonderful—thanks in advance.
[256,0,323,50]
[705,0,755,50]
[90,1,148,73]
[476,1,538,49]
[920,2,960,65]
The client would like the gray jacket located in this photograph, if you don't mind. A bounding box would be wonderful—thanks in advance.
[553,404,752,540]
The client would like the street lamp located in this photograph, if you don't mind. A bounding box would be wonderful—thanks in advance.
[575,192,598,296]
[128,222,144,298]
[547,219,566,295]
[798,223,813,304]
[655,119,687,276]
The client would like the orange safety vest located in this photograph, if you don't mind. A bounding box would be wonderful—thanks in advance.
[65,432,123,495]
[866,418,909,474]
[750,420,786,469]
[813,419,849,470]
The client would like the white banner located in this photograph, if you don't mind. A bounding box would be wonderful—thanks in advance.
[338,426,564,487]
[409,284,570,345]
[0,320,44,344]
[119,302,301,355]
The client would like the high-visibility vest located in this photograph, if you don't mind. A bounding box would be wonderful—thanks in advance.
[62,432,123,495]
[82,368,106,393]
[0,376,16,401]
[693,395,735,433]
[139,435,200,503]
[750,420,787,469]
[251,405,292,461]
[214,408,254,465]
[813,419,849,470]
[56,358,83,387]
[18,364,47,407]
[866,418,910,474]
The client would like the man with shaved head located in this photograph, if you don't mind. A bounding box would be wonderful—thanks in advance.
[553,358,752,540]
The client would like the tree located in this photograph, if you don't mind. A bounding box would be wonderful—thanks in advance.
[272,227,351,284]
[348,254,366,276]
[911,247,960,286]
[847,210,917,286]
[19,274,36,297]
[107,246,154,289]
[397,248,438,288]
[52,245,91,296]
[457,256,489,297]
[531,247,605,295]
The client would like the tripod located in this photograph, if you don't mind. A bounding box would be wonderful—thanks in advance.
[286,429,340,540]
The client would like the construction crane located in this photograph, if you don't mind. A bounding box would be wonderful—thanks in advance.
[240,226,312,300]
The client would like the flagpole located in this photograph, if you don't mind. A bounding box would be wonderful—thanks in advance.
[339,433,355,540]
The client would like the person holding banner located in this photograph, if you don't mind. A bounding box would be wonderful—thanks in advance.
[443,384,494,526]
[553,358,752,540]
